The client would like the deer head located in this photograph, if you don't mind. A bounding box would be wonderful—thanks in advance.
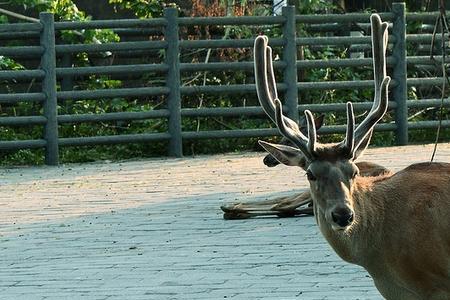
[254,14,390,230]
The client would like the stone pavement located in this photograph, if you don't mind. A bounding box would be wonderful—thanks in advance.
[1,143,449,300]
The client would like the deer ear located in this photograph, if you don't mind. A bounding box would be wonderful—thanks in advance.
[314,114,325,130]
[258,140,308,169]
[353,129,373,160]
[299,114,325,135]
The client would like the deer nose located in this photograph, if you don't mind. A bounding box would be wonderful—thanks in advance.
[331,207,354,227]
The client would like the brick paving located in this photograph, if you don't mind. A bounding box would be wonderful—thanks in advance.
[0,143,449,300]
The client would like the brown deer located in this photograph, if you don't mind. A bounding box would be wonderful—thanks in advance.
[251,14,450,299]
[221,160,390,219]
[221,116,390,219]
[221,73,388,221]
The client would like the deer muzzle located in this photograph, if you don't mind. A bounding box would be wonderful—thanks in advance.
[330,206,354,229]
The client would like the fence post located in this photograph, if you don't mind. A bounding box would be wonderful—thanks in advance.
[392,2,408,145]
[164,8,183,157]
[282,5,299,123]
[40,12,59,165]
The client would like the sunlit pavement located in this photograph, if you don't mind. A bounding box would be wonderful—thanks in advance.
[1,143,449,300]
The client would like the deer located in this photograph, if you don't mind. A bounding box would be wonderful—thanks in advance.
[249,13,450,299]
[221,115,391,219]
[221,160,390,219]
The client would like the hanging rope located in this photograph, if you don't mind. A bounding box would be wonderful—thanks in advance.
[430,0,449,161]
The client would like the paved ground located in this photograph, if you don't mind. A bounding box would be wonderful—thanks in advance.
[1,143,449,300]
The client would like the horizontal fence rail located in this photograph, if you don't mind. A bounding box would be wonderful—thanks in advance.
[0,3,448,164]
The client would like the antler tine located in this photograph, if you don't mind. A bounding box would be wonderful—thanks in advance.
[254,36,276,123]
[274,100,314,160]
[304,110,317,155]
[371,14,388,92]
[254,35,314,160]
[351,14,391,152]
[265,45,279,105]
[254,36,301,132]
[266,46,305,133]
[344,102,355,156]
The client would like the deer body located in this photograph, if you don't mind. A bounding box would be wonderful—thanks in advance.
[314,162,450,299]
[252,13,450,299]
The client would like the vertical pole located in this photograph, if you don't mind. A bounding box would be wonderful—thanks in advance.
[40,12,59,165]
[282,5,299,123]
[392,2,408,145]
[164,8,183,157]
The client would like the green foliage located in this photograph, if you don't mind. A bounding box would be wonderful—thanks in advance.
[0,149,44,165]
[109,0,165,18]
[48,0,86,21]
[292,0,336,14]
[1,0,126,166]
[0,15,8,24]
[8,0,50,11]
[0,56,24,70]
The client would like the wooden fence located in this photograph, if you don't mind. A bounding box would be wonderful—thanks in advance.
[0,2,449,165]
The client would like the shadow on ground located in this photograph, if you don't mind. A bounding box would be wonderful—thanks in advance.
[1,191,380,300]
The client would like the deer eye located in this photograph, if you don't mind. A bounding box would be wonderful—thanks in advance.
[306,170,317,181]
[351,169,359,179]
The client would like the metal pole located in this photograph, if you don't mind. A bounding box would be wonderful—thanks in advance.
[40,12,59,165]
[164,8,183,157]
[392,2,408,145]
[282,5,299,123]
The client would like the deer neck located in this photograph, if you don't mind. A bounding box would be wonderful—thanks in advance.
[314,177,385,267]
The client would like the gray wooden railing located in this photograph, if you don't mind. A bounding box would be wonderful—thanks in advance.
[0,2,449,165]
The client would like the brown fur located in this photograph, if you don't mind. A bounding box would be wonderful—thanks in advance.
[355,161,392,177]
[316,162,450,299]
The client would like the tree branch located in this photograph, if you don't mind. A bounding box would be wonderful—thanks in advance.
[0,7,39,22]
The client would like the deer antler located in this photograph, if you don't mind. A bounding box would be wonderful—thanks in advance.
[340,14,391,158]
[254,14,390,162]
[254,36,316,161]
